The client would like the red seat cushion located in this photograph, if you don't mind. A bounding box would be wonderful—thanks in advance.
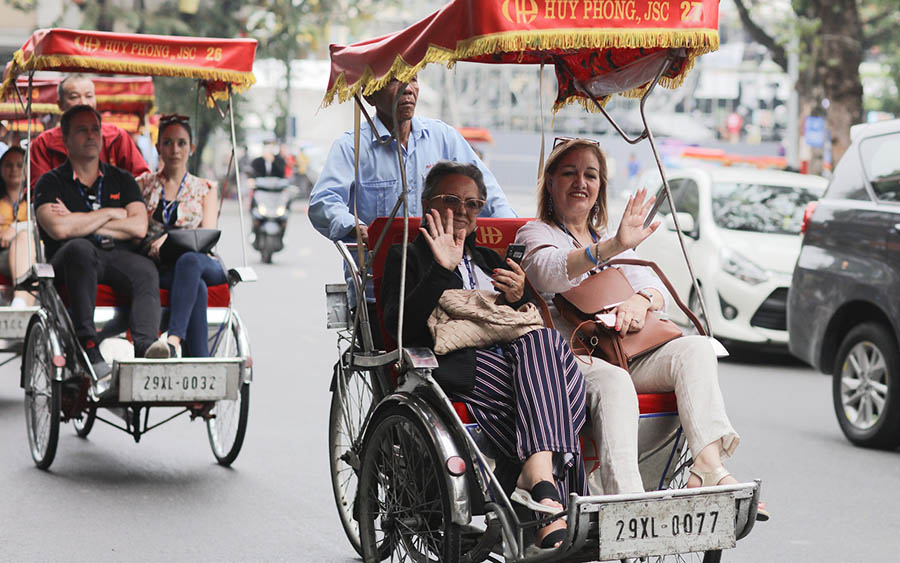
[638,392,677,415]
[0,273,11,286]
[63,283,231,308]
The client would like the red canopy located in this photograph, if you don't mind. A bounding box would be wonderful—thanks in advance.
[2,75,155,116]
[0,28,256,102]
[325,0,718,111]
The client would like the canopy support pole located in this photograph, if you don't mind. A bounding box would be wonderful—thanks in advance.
[558,50,712,337]
[347,89,412,362]
[24,72,38,268]
[226,86,249,270]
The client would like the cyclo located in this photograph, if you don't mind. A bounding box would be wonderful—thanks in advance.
[0,28,258,469]
[323,0,761,561]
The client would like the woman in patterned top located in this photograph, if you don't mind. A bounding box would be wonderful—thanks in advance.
[137,115,225,358]
[0,147,33,306]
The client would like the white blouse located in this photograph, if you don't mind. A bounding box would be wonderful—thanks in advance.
[514,220,670,331]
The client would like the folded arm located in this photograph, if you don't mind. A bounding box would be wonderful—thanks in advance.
[37,202,120,241]
[95,201,148,240]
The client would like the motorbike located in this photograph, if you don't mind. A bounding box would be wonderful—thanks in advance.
[250,176,291,263]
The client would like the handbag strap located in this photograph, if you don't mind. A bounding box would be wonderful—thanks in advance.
[604,258,706,336]
[525,277,555,329]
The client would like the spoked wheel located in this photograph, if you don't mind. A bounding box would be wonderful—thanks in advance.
[329,356,389,557]
[207,318,251,466]
[358,406,460,562]
[23,319,61,470]
[648,436,722,563]
[73,408,96,438]
[833,322,900,448]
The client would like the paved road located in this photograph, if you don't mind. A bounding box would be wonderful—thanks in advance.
[1,199,899,562]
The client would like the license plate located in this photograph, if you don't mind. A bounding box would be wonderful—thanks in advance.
[0,307,37,339]
[131,369,227,401]
[598,493,735,560]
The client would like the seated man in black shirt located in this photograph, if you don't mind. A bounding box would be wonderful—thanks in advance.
[35,105,165,386]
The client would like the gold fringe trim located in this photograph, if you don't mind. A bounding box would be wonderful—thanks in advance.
[0,51,255,103]
[322,28,717,109]
[0,102,60,115]
[95,94,155,104]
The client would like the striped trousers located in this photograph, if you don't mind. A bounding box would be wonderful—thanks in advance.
[448,328,588,504]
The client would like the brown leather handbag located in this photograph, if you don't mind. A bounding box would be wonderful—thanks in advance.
[553,259,705,371]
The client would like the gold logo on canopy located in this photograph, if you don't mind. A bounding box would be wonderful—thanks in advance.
[73,35,101,53]
[502,0,539,24]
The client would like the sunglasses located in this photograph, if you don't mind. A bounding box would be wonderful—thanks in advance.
[429,194,486,212]
[553,136,601,149]
[159,113,190,124]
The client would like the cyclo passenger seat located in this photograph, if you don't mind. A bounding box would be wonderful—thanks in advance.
[367,217,678,426]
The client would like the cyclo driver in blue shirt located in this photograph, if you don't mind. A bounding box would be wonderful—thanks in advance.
[309,75,517,347]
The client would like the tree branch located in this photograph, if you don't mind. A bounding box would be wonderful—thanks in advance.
[732,0,788,71]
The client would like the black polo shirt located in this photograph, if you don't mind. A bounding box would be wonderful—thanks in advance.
[34,160,143,259]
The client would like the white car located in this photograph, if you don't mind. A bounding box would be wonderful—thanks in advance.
[637,167,827,348]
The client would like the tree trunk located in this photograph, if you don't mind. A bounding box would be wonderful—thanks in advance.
[817,0,864,166]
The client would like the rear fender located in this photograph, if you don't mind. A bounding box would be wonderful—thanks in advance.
[366,391,472,526]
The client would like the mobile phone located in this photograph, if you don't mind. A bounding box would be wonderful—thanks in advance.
[642,184,668,229]
[505,244,526,264]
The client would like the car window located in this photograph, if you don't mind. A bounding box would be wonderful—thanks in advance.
[678,179,700,220]
[710,181,821,234]
[826,147,869,200]
[656,178,684,216]
[860,133,900,203]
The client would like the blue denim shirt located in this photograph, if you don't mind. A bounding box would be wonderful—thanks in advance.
[309,116,517,306]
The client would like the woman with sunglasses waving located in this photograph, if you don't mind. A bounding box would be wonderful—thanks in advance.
[514,138,768,520]
[136,115,225,358]
[381,160,587,549]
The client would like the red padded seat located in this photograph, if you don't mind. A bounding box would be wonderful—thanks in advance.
[62,283,231,308]
[0,274,11,286]
[638,392,677,415]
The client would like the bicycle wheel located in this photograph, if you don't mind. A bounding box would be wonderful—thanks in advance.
[207,317,250,466]
[650,436,722,563]
[358,406,461,562]
[328,357,388,557]
[23,319,60,470]
[73,407,96,438]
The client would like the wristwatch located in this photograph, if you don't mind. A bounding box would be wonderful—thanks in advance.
[636,289,654,308]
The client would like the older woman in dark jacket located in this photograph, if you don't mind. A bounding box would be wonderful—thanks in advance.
[381,161,586,549]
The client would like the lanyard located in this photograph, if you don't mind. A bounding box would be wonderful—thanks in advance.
[461,253,477,290]
[76,174,104,211]
[160,172,188,226]
[554,219,598,247]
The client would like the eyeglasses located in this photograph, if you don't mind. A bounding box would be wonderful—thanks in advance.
[159,113,190,124]
[429,194,486,213]
[553,136,601,149]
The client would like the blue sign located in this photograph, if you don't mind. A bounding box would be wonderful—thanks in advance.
[805,116,826,148]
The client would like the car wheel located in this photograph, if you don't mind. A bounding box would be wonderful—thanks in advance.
[833,322,900,448]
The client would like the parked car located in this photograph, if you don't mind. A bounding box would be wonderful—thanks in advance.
[638,166,827,348]
[788,119,900,448]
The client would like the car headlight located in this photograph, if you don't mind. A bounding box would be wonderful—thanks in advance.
[720,247,769,285]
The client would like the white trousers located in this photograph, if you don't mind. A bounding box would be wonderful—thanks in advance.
[578,335,740,494]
